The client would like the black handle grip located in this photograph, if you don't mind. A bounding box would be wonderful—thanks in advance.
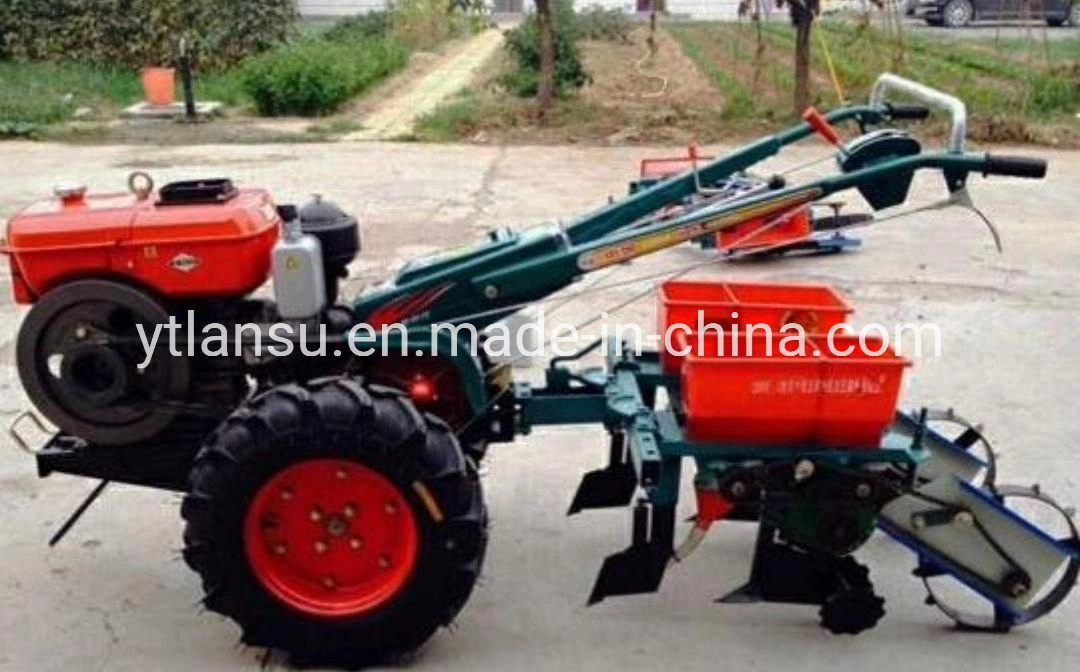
[886,103,931,120]
[983,154,1048,179]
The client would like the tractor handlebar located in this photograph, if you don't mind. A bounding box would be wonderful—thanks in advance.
[883,103,931,121]
[869,73,967,153]
[982,154,1048,179]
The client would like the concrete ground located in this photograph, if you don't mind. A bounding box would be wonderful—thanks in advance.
[0,139,1079,671]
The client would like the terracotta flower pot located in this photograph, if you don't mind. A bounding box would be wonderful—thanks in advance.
[140,67,176,106]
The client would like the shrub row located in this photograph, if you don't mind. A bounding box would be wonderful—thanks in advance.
[575,4,634,43]
[241,37,409,117]
[502,0,590,98]
[0,0,294,71]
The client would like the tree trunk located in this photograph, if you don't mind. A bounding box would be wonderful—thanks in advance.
[792,3,813,117]
[535,0,556,115]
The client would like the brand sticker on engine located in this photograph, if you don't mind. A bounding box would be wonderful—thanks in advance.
[169,253,200,273]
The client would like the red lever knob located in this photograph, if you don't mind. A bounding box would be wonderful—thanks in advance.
[802,106,842,146]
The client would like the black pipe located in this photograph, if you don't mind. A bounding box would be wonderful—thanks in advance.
[179,38,196,121]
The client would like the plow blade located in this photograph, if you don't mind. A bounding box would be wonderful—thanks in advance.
[568,462,637,515]
[879,476,1077,620]
[588,543,670,605]
[568,433,637,515]
[588,502,674,604]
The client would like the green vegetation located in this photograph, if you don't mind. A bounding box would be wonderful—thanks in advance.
[390,0,488,50]
[575,4,634,43]
[667,20,1079,144]
[413,88,601,142]
[241,37,408,116]
[324,11,394,43]
[0,59,246,132]
[501,0,590,97]
[0,0,486,133]
[670,29,757,121]
[0,0,295,71]
[239,0,486,117]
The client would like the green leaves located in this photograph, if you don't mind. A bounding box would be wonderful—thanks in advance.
[0,0,296,71]
[241,38,409,117]
[501,0,590,98]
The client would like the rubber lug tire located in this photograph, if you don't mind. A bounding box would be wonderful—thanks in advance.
[181,377,487,667]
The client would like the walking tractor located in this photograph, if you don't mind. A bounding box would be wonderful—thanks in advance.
[3,75,1076,666]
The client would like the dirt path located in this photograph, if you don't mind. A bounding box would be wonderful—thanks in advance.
[346,29,503,141]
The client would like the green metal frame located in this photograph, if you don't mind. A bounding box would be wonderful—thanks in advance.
[350,104,985,333]
[344,98,1007,427]
[519,344,928,506]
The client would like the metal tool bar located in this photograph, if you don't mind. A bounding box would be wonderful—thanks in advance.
[869,73,967,153]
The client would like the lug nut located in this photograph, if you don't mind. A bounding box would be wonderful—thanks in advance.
[385,502,398,515]
[309,508,322,522]
[336,468,348,480]
[323,577,336,589]
[794,459,815,481]
[343,504,356,518]
[729,481,747,499]
[349,537,363,550]
[273,543,287,556]
[74,326,88,340]
[280,488,293,501]
[855,483,872,499]
[377,555,391,569]
[314,540,328,554]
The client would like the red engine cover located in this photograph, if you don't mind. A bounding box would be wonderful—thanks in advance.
[3,186,280,304]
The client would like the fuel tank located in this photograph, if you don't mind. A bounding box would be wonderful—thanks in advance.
[3,178,280,303]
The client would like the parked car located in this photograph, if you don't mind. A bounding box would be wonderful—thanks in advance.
[915,0,1079,27]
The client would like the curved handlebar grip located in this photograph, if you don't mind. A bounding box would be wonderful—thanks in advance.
[802,107,842,146]
[983,154,1047,179]
[885,103,931,120]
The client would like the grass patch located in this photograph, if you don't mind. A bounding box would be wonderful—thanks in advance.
[0,60,141,126]
[0,58,251,132]
[306,117,365,137]
[413,91,486,141]
[669,25,758,120]
[413,86,605,143]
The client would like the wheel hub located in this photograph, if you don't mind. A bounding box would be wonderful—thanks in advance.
[244,458,419,618]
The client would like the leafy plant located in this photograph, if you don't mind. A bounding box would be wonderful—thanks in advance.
[501,0,589,98]
[575,5,633,43]
[0,0,295,71]
[241,37,408,116]
[0,120,39,139]
[324,11,393,43]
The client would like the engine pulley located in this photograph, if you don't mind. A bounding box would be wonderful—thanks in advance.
[16,279,190,444]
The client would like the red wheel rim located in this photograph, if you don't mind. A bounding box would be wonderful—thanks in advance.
[243,459,419,618]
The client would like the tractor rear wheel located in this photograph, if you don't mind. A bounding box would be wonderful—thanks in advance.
[181,378,487,667]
